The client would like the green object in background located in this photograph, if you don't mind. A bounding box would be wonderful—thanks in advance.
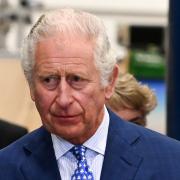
[129,48,165,79]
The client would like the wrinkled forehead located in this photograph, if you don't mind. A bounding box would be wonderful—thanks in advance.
[34,33,95,60]
[34,61,98,77]
[33,33,99,76]
[35,61,87,71]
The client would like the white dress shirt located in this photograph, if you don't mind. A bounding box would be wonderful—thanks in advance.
[51,107,110,180]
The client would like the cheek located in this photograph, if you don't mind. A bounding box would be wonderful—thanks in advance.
[75,88,105,111]
[33,89,55,114]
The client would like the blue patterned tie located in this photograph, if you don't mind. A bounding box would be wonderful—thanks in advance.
[70,145,94,180]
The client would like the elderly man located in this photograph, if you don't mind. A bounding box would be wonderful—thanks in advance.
[1,8,180,180]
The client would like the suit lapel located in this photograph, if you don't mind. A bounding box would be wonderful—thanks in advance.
[19,113,143,180]
[100,111,143,180]
[21,127,61,180]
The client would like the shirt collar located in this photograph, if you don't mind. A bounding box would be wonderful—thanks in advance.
[51,106,110,160]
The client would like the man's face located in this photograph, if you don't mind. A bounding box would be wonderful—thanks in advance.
[30,34,114,144]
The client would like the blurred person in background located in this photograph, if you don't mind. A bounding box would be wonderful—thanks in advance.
[1,8,180,180]
[0,118,28,149]
[106,73,157,126]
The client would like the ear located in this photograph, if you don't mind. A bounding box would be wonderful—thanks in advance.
[105,64,119,100]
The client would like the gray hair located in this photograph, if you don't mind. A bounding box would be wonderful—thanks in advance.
[21,8,117,87]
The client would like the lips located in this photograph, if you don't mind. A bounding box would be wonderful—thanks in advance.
[51,113,80,125]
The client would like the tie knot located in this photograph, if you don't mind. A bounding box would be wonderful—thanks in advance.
[71,145,87,161]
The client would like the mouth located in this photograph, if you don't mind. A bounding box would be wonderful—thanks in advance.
[51,113,80,125]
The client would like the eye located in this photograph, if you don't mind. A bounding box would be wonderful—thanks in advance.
[71,75,82,82]
[41,75,59,90]
[67,75,88,89]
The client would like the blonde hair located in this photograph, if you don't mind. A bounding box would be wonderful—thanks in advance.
[107,73,157,115]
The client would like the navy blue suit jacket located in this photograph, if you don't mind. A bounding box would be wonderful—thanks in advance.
[1,111,180,180]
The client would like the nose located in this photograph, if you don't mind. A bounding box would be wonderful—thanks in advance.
[55,78,73,109]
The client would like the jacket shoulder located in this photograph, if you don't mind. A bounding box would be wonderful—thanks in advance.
[108,110,180,151]
[0,127,48,162]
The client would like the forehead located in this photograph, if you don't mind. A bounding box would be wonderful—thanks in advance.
[35,61,92,75]
[35,34,94,63]
[117,108,143,119]
[34,34,97,74]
